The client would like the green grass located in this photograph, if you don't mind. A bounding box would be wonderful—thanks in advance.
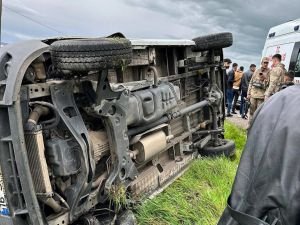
[136,121,247,225]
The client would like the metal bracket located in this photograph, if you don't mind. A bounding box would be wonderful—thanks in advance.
[96,70,122,104]
[50,82,95,222]
[93,70,138,191]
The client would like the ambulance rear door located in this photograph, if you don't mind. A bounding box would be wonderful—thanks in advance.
[264,42,295,70]
[289,42,300,84]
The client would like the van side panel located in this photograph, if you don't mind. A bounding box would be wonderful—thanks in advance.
[289,42,300,71]
[289,42,300,83]
[264,42,295,70]
[261,18,300,70]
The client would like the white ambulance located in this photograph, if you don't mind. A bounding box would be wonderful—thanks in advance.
[262,18,300,83]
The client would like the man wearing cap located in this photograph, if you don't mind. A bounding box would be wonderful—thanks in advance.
[247,57,270,126]
[264,54,286,100]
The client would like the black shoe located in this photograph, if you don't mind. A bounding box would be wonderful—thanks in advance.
[226,113,233,117]
[231,111,237,114]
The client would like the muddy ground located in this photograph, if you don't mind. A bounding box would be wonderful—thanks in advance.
[226,113,248,130]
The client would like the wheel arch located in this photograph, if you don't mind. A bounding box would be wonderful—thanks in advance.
[0,40,49,106]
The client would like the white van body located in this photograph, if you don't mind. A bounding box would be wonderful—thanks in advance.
[262,18,300,83]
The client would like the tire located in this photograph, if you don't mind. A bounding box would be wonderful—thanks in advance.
[117,210,137,225]
[50,38,132,71]
[199,139,235,157]
[192,32,233,52]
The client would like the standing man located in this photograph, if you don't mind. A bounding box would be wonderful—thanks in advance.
[247,57,270,126]
[231,66,244,114]
[223,58,232,104]
[264,54,286,99]
[226,63,238,117]
[280,71,295,90]
[223,58,232,70]
[240,64,256,118]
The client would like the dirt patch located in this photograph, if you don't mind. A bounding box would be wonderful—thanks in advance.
[226,113,248,130]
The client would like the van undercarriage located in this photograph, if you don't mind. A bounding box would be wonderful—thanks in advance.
[0,33,234,225]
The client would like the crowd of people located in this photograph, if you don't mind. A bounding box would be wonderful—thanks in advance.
[224,54,295,127]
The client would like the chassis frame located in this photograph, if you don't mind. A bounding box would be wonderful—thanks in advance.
[0,38,229,225]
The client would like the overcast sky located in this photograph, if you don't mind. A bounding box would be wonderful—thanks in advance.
[2,0,299,67]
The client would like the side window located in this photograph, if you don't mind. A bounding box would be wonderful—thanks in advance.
[295,50,300,77]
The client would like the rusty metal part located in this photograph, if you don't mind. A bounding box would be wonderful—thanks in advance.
[145,66,159,86]
[92,172,107,189]
[28,105,49,125]
[200,120,212,129]
[38,196,61,213]
[89,130,110,163]
[129,166,159,199]
[129,154,194,199]
[32,62,46,80]
[133,131,167,164]
[28,101,60,130]
[129,149,139,160]
[24,66,36,83]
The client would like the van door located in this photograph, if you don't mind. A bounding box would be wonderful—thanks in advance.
[265,42,295,69]
[289,42,300,84]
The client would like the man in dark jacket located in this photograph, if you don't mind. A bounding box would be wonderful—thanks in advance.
[232,66,244,114]
[280,70,295,90]
[240,64,256,118]
[224,58,232,70]
[218,85,300,225]
[226,63,238,117]
[224,58,232,104]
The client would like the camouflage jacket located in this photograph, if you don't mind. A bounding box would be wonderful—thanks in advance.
[247,67,270,99]
[264,63,286,97]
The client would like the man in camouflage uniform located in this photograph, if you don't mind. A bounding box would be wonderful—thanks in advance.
[264,54,286,99]
[247,57,270,126]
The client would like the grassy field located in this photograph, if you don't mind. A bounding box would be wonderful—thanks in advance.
[136,121,247,225]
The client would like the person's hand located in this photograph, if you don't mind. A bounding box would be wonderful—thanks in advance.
[247,94,251,99]
[265,96,269,101]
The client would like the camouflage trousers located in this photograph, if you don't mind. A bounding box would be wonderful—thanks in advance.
[248,98,264,128]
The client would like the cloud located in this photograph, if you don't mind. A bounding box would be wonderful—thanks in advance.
[4,0,41,16]
[123,0,299,66]
[2,30,38,40]
[2,0,299,67]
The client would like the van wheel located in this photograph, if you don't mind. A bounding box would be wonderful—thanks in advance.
[192,32,233,52]
[117,210,137,225]
[199,139,235,157]
[50,38,132,72]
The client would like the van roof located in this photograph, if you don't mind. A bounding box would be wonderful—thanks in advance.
[267,18,300,39]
